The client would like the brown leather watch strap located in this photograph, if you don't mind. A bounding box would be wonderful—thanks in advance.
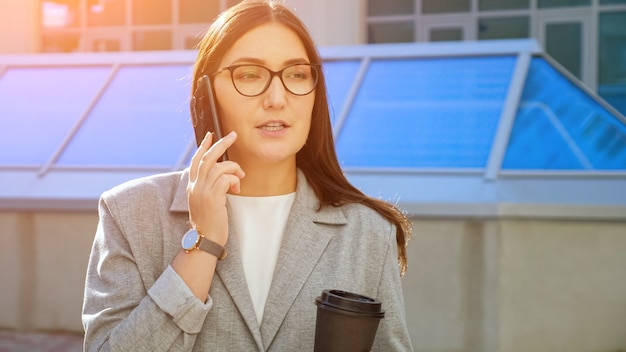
[197,235,228,260]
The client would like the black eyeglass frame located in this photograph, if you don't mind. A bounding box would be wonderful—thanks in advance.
[213,63,320,97]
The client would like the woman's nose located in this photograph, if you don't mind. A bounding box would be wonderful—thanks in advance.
[263,76,287,110]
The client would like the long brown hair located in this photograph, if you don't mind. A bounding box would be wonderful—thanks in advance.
[191,0,412,276]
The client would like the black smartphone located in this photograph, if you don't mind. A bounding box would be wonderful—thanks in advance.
[190,75,228,161]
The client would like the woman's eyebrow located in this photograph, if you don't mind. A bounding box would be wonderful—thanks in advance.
[229,57,311,66]
[230,57,264,65]
[283,58,311,65]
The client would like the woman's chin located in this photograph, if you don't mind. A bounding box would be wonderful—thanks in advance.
[254,150,296,166]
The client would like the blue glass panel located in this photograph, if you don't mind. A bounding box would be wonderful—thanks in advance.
[503,104,584,169]
[598,84,626,117]
[0,66,112,165]
[336,56,516,168]
[322,60,361,126]
[503,58,626,170]
[57,65,194,166]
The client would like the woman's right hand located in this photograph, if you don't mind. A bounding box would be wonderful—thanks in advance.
[187,131,245,246]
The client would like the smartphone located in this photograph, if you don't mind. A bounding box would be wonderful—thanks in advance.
[190,75,228,161]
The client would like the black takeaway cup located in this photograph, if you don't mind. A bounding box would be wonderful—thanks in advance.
[314,289,385,352]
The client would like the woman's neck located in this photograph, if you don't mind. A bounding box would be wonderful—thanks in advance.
[235,160,297,197]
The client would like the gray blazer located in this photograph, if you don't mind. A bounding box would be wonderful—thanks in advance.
[83,169,414,351]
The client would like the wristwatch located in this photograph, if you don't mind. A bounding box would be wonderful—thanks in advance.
[181,229,227,260]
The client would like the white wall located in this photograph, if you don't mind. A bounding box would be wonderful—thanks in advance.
[0,0,39,53]
[285,0,363,46]
[0,0,363,54]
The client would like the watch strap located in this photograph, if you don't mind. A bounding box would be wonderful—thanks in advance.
[197,234,228,260]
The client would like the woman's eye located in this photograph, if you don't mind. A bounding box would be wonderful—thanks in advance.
[234,67,264,80]
[285,70,308,80]
[236,72,261,80]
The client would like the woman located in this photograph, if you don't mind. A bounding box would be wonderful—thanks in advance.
[82,1,413,351]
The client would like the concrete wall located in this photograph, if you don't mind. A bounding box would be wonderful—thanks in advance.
[1,211,625,351]
[497,220,626,352]
[0,211,97,332]
[403,219,498,352]
[402,218,626,352]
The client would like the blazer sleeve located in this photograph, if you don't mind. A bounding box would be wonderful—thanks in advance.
[82,192,211,352]
[372,223,415,352]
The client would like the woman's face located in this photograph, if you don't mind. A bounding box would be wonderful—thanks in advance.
[212,23,315,167]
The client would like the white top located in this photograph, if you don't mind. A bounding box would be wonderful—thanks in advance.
[226,192,296,324]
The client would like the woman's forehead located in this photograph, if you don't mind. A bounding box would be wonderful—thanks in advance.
[219,23,309,68]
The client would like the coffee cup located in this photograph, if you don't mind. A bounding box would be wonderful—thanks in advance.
[314,289,385,352]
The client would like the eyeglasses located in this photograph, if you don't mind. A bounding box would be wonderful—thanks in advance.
[214,63,319,97]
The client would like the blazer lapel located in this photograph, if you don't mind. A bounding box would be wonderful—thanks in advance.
[170,169,347,350]
[170,169,264,351]
[260,171,347,349]
[215,227,265,351]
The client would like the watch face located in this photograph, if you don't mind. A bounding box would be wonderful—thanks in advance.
[182,230,199,250]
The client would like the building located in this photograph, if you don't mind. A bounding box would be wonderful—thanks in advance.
[1,1,626,351]
[1,0,625,115]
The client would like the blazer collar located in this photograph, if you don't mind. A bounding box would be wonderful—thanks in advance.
[169,168,346,226]
[169,169,347,349]
[169,168,190,213]
[260,170,347,348]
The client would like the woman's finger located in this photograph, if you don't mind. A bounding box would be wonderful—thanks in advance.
[194,131,237,185]
[213,173,243,196]
[189,132,213,182]
[206,131,236,163]
[197,160,245,190]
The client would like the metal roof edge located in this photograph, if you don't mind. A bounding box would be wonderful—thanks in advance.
[497,202,626,221]
[402,202,626,221]
[3,197,624,221]
[537,52,626,124]
[0,39,543,66]
[0,198,98,213]
[319,38,543,60]
[0,50,198,66]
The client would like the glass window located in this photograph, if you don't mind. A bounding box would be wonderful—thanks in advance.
[185,34,203,49]
[504,58,626,170]
[335,56,517,168]
[422,0,470,14]
[479,0,529,11]
[41,0,80,28]
[367,22,414,43]
[367,0,414,16]
[538,0,590,8]
[132,0,172,25]
[179,0,219,23]
[41,33,80,53]
[56,65,193,166]
[91,38,121,52]
[321,60,362,126]
[478,17,529,40]
[505,104,584,169]
[0,66,112,165]
[598,12,626,116]
[430,28,463,42]
[226,0,242,7]
[87,0,125,26]
[133,30,173,51]
[545,22,582,79]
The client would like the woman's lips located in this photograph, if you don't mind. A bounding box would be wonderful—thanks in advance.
[258,121,288,132]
